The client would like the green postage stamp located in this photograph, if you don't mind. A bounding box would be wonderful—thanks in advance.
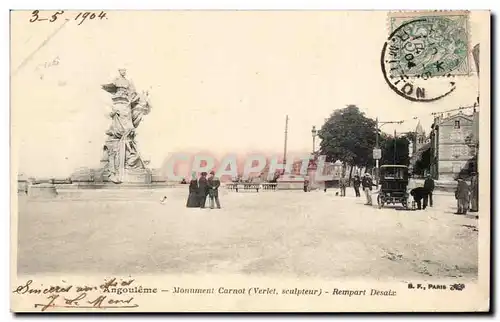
[387,11,470,78]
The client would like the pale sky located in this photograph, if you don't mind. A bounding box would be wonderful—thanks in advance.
[11,11,482,177]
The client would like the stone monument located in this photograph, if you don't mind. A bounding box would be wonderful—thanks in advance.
[99,67,153,184]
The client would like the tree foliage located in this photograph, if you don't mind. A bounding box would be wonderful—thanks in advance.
[414,147,431,175]
[318,105,377,168]
[380,135,412,166]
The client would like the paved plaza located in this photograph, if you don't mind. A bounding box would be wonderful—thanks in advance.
[17,187,479,281]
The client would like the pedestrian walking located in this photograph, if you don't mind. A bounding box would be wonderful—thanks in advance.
[454,178,470,215]
[470,172,479,212]
[303,179,309,192]
[423,174,435,207]
[353,174,361,197]
[207,171,221,209]
[339,174,348,197]
[361,173,374,205]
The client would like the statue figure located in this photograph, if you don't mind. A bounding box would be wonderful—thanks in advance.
[100,68,152,183]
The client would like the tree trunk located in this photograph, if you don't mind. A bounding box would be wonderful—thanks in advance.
[349,164,354,186]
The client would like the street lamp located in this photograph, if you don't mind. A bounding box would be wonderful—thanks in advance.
[311,125,317,154]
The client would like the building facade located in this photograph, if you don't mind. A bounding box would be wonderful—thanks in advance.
[430,112,476,181]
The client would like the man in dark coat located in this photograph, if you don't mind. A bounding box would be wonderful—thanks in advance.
[423,175,435,207]
[207,171,221,209]
[198,172,209,208]
[353,175,361,197]
[455,178,470,215]
[410,187,429,210]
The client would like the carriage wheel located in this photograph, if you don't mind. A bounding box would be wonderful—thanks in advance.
[401,198,408,210]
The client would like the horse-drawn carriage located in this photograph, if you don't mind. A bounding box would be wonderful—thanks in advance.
[377,165,410,209]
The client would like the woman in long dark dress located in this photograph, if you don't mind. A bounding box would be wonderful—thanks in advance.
[186,173,199,208]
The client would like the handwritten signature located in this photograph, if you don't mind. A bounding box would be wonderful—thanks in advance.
[34,292,138,311]
[13,278,141,312]
[29,10,108,26]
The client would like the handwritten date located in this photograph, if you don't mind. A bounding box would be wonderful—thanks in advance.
[29,10,107,26]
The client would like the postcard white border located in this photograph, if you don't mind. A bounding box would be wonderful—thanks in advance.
[5,0,498,320]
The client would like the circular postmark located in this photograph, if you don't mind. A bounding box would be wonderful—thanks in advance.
[381,14,469,102]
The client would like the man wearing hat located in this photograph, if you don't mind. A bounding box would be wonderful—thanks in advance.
[198,172,209,208]
[423,174,435,207]
[455,178,470,215]
[361,173,374,205]
[208,171,222,209]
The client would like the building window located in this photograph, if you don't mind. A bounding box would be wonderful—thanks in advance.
[454,120,461,129]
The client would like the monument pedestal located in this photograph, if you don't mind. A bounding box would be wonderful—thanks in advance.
[121,168,152,184]
[276,175,305,190]
[71,166,152,184]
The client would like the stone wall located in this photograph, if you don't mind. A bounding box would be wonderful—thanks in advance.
[437,114,474,180]
[438,160,469,181]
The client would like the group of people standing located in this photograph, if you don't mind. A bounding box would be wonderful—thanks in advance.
[184,170,478,215]
[341,173,376,202]
[333,173,376,204]
[408,172,479,215]
[330,171,479,215]
[186,171,222,209]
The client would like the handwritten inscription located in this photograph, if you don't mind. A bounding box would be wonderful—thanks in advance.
[29,10,108,26]
[12,278,149,311]
[35,56,60,79]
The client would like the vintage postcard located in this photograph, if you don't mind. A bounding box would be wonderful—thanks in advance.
[10,10,490,312]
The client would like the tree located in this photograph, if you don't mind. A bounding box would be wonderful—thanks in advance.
[318,105,378,181]
[380,135,412,166]
[414,147,431,175]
